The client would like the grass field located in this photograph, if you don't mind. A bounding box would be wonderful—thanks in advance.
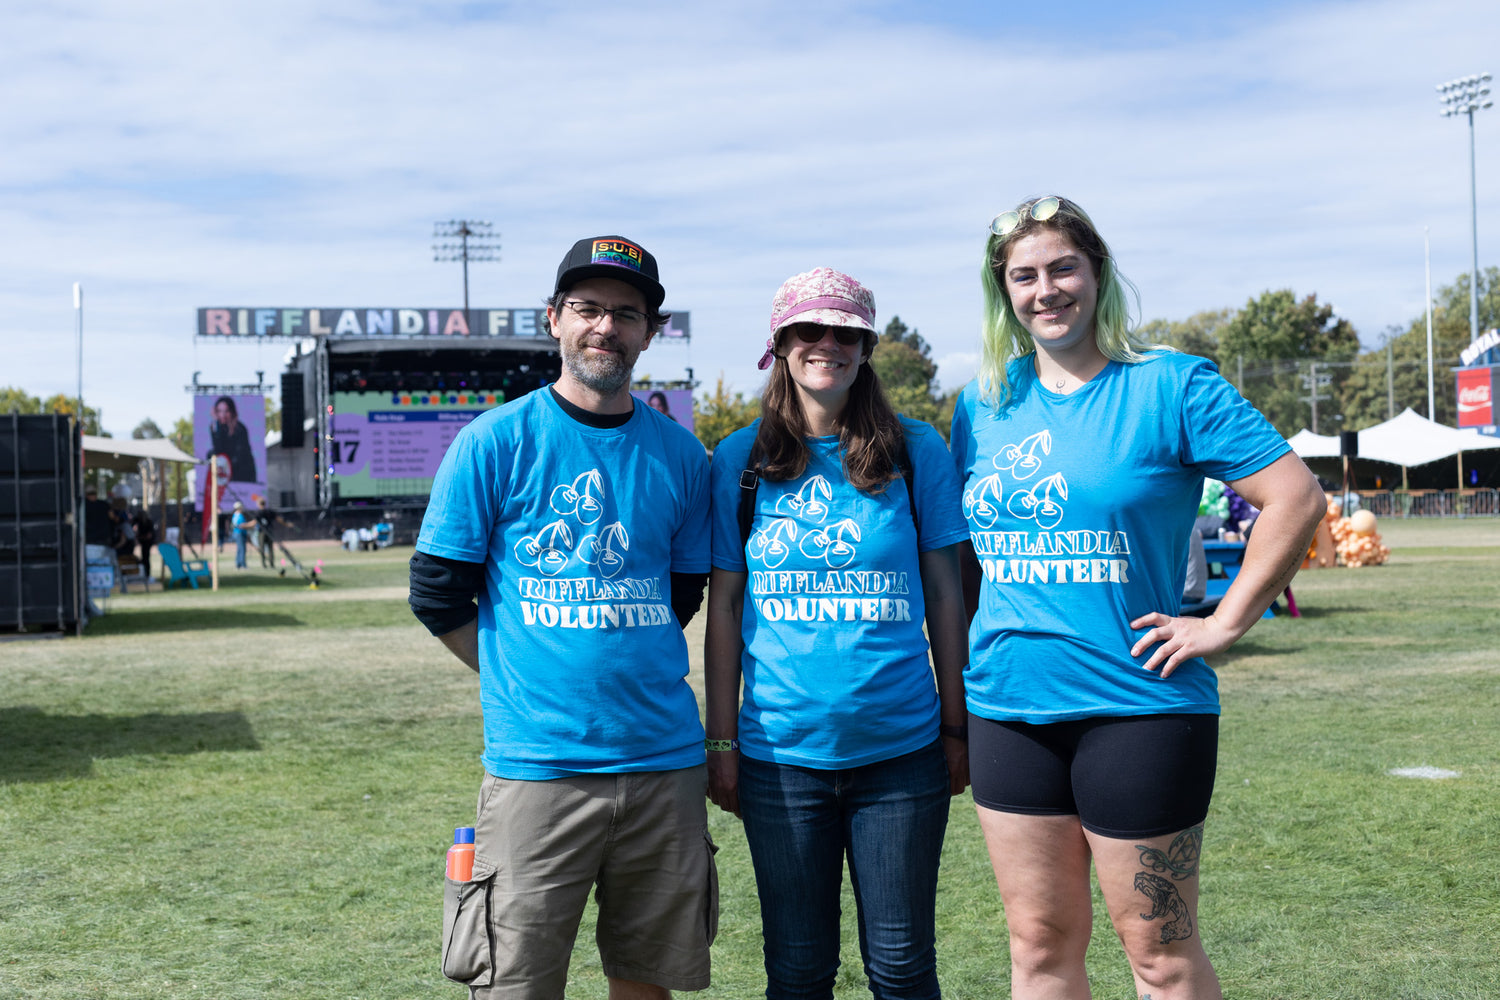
[2,519,1498,999]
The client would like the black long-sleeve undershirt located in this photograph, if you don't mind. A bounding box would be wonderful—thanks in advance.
[408,551,707,635]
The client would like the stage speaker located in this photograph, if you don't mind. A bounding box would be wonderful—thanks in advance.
[281,373,305,448]
[1,413,83,633]
[0,413,72,474]
[1340,431,1359,458]
[0,557,80,632]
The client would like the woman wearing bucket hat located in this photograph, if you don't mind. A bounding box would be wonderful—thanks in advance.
[951,196,1324,999]
[704,267,971,999]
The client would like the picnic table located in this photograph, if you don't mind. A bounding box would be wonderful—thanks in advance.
[1202,540,1298,619]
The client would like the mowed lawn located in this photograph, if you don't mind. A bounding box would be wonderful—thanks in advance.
[1,520,1497,999]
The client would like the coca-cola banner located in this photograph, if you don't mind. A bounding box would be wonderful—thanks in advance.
[1456,367,1495,428]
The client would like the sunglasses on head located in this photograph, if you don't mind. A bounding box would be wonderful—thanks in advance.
[787,325,865,347]
[990,196,1062,237]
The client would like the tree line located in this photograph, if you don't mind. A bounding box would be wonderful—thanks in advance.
[0,389,280,498]
[692,267,1499,449]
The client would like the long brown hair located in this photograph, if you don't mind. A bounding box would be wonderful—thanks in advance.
[753,331,906,494]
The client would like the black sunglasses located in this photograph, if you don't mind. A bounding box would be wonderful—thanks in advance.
[787,325,865,347]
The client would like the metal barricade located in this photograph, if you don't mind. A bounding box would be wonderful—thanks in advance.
[1360,488,1500,517]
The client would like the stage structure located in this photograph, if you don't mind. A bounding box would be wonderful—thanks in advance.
[196,306,693,510]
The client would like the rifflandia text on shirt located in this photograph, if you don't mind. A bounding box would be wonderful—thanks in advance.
[517,575,662,602]
[969,529,1131,558]
[750,569,911,596]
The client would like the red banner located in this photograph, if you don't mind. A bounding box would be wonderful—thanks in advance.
[1456,367,1494,427]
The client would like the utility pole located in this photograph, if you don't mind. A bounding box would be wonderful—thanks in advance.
[1438,73,1492,344]
[1301,361,1332,433]
[433,220,500,316]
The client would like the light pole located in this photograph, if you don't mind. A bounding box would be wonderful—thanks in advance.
[1437,72,1492,344]
[433,220,500,316]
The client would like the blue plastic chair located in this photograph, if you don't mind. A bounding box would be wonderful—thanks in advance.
[158,542,211,590]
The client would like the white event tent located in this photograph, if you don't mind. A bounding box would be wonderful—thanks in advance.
[1286,408,1500,486]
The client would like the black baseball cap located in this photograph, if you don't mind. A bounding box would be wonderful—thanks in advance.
[553,235,665,312]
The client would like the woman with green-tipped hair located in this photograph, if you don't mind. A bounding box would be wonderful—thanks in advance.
[949,195,1325,999]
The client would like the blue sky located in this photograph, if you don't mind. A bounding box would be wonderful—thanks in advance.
[3,0,1496,435]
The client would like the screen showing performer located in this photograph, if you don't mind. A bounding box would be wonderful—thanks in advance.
[195,393,267,513]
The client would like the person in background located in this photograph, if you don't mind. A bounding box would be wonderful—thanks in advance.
[230,501,250,570]
[83,487,115,548]
[254,497,285,568]
[408,235,716,998]
[111,496,136,563]
[705,267,970,1000]
[1182,529,1207,605]
[131,505,158,581]
[647,390,678,423]
[951,195,1325,1000]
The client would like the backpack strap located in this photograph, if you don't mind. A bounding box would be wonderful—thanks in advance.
[738,440,763,550]
[896,431,919,537]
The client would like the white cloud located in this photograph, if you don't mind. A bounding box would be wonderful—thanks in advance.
[2,0,1497,434]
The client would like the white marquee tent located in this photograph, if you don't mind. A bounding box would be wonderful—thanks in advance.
[1286,409,1500,484]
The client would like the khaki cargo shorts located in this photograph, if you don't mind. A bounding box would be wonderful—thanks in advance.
[442,765,718,998]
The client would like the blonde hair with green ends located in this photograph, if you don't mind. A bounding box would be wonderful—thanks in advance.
[976,196,1162,409]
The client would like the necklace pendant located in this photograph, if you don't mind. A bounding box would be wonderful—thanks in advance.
[1055,379,1066,390]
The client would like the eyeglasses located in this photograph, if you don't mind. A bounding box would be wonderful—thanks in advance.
[990,196,1062,237]
[564,299,647,330]
[787,324,865,347]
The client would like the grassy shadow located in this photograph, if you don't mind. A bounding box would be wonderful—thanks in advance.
[0,706,260,782]
[85,608,308,635]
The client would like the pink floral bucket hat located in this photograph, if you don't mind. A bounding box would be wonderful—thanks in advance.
[757,267,877,370]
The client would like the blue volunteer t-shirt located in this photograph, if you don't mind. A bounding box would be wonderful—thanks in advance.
[417,389,711,779]
[710,417,969,768]
[949,352,1289,724]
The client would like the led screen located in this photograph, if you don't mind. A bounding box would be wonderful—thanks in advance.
[329,389,503,500]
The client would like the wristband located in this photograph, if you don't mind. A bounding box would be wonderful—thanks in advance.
[939,724,968,740]
[705,738,739,752]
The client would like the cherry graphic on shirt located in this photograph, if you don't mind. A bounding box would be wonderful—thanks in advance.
[550,470,605,525]
[1005,472,1068,529]
[773,475,833,522]
[513,520,575,576]
[580,522,630,579]
[799,518,861,569]
[996,430,1051,481]
[749,518,799,568]
[964,473,1005,528]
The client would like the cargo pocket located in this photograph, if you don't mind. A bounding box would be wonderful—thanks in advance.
[703,831,720,946]
[441,857,497,986]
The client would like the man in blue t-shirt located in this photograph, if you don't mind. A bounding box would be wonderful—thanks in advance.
[409,236,715,999]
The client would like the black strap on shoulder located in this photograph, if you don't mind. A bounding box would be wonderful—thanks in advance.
[738,441,763,549]
[895,433,918,537]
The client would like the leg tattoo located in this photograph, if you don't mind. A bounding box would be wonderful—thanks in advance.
[1134,872,1193,943]
[1136,824,1202,880]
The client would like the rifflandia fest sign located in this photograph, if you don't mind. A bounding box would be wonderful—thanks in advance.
[196,307,691,340]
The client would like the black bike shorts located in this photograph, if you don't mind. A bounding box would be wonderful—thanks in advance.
[969,712,1218,839]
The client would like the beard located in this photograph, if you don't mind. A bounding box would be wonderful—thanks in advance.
[562,340,636,396]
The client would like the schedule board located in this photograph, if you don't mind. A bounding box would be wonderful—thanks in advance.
[329,390,503,500]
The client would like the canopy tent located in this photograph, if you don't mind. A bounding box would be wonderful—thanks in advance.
[1287,409,1500,468]
[82,435,200,472]
[1286,428,1340,460]
[1355,408,1500,468]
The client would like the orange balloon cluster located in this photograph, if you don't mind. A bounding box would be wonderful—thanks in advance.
[1323,499,1391,567]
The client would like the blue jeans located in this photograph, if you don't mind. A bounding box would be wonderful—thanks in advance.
[738,742,950,1000]
[234,532,247,569]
